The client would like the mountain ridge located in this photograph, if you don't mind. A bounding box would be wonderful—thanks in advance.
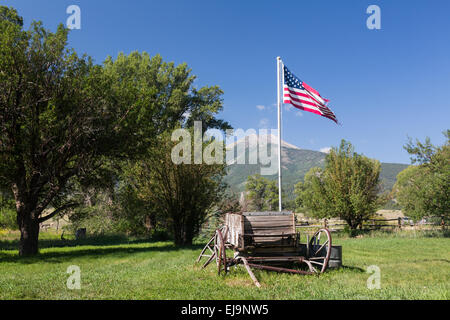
[224,134,409,198]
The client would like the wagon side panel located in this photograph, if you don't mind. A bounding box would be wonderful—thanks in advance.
[225,213,242,248]
[243,214,295,244]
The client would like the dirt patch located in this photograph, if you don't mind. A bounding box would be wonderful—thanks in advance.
[377,210,404,219]
[225,278,254,288]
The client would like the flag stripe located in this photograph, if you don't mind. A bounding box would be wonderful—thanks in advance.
[285,86,327,106]
[303,82,329,103]
[284,99,322,115]
[284,87,325,107]
[284,95,336,120]
[284,90,336,117]
[284,95,337,121]
[284,93,321,110]
[284,97,337,122]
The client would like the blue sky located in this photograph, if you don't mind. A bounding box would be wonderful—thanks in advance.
[4,0,450,164]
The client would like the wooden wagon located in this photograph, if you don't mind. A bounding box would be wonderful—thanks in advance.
[196,211,334,287]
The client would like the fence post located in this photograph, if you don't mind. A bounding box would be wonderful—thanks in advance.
[324,218,328,229]
[441,216,446,231]
[398,217,402,230]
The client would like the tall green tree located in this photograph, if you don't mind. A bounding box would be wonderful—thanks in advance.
[296,140,382,229]
[394,131,449,221]
[0,7,227,255]
[0,8,110,255]
[124,131,227,246]
[245,174,279,211]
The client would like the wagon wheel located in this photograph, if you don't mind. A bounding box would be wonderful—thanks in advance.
[308,228,332,273]
[214,228,227,275]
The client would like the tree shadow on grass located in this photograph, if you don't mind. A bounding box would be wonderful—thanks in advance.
[0,238,204,265]
[412,258,450,264]
[0,234,157,251]
[336,265,366,273]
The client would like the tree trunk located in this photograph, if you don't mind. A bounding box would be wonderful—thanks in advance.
[183,217,194,246]
[182,231,194,246]
[345,219,358,230]
[172,220,194,246]
[173,222,183,246]
[12,179,42,256]
[17,212,40,256]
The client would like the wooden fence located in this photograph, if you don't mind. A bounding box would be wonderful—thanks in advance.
[295,217,446,232]
[200,215,447,237]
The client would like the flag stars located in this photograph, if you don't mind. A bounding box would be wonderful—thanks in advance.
[284,67,303,89]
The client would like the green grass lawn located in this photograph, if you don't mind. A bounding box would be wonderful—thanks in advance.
[0,230,448,300]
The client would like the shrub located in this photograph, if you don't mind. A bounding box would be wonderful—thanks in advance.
[0,196,17,230]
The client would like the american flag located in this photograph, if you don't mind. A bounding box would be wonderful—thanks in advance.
[283,65,338,124]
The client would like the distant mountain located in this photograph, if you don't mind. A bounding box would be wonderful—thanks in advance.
[378,162,410,192]
[224,134,408,198]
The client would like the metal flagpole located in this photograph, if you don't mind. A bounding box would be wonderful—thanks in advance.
[277,56,282,212]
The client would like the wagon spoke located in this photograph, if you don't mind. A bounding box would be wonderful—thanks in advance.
[316,240,329,254]
[202,253,216,269]
[304,260,318,273]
